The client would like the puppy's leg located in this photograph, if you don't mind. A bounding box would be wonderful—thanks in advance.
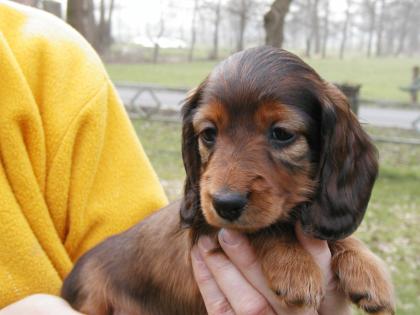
[62,258,113,315]
[252,231,323,309]
[330,237,395,315]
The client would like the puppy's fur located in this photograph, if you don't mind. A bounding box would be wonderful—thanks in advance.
[62,47,395,315]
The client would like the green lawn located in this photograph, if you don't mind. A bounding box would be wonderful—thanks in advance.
[107,61,216,89]
[132,118,420,315]
[107,57,419,102]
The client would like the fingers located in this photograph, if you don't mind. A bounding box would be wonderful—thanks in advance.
[295,223,352,315]
[192,236,274,315]
[217,229,280,305]
[218,229,318,315]
[192,230,319,315]
[0,294,84,315]
[191,246,235,315]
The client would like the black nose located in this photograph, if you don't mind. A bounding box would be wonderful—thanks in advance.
[212,191,248,221]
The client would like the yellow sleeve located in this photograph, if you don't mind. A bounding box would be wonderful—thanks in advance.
[0,1,167,307]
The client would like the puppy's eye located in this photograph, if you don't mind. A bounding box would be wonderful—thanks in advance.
[200,127,217,145]
[270,127,295,145]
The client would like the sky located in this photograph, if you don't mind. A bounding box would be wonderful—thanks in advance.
[57,0,351,43]
[111,0,350,41]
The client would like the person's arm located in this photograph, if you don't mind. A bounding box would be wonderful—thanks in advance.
[0,3,168,306]
[192,224,351,315]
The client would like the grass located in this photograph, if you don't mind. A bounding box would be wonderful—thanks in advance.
[106,56,419,102]
[354,126,420,315]
[132,118,420,315]
[107,61,216,89]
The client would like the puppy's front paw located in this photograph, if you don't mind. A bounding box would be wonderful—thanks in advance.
[262,244,323,309]
[331,238,395,315]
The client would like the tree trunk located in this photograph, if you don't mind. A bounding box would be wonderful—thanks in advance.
[305,38,311,58]
[237,8,246,52]
[394,2,412,56]
[304,0,313,57]
[67,0,96,46]
[313,0,321,55]
[321,0,330,58]
[209,0,221,60]
[153,43,160,64]
[339,0,351,59]
[407,12,420,56]
[264,0,292,48]
[188,0,199,62]
[67,0,87,37]
[375,0,385,57]
[96,0,106,54]
[42,1,62,17]
[93,0,114,54]
[152,14,165,64]
[366,0,376,58]
[12,0,40,7]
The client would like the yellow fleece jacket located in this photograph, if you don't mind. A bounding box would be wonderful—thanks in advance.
[0,1,167,307]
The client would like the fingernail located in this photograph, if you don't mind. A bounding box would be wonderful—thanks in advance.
[191,246,203,262]
[219,228,241,246]
[198,235,216,251]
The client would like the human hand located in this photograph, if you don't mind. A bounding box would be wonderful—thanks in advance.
[294,223,351,315]
[191,224,352,315]
[0,294,84,315]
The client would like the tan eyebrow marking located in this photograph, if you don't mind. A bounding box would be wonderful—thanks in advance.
[255,101,307,133]
[192,101,228,132]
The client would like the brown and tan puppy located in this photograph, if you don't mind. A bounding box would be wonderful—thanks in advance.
[62,47,395,315]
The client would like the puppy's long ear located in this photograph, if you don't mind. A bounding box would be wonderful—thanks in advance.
[179,80,207,229]
[301,83,378,240]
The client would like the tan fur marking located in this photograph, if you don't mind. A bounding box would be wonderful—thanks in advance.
[253,233,323,309]
[330,237,395,315]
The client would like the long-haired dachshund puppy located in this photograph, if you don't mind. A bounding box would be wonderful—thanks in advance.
[62,47,395,315]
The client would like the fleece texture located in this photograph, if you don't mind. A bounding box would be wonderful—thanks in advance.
[0,1,168,307]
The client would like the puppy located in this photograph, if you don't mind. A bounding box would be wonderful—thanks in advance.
[62,47,395,315]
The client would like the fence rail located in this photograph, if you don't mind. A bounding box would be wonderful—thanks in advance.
[371,136,420,145]
[115,82,188,119]
[360,98,418,109]
[114,82,420,145]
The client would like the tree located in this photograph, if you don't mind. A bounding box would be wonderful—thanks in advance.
[304,0,312,57]
[264,0,292,48]
[339,0,352,59]
[394,0,414,56]
[67,0,115,54]
[321,0,329,58]
[228,0,259,52]
[311,0,320,54]
[188,0,200,62]
[406,1,420,55]
[202,0,222,60]
[67,0,95,44]
[96,0,115,54]
[147,12,166,64]
[11,0,40,6]
[362,0,378,57]
[375,0,385,56]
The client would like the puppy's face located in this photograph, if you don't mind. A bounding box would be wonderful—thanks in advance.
[193,101,316,231]
[181,47,378,240]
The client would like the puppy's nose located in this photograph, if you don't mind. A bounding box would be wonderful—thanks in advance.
[212,191,248,221]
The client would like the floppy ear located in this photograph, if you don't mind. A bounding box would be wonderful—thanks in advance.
[179,80,207,229]
[301,83,379,240]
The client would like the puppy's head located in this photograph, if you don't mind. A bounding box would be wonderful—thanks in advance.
[180,47,378,241]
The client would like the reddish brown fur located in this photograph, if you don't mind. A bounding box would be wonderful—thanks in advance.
[62,47,395,315]
[196,101,315,232]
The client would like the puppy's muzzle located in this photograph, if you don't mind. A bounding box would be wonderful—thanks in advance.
[212,190,248,221]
